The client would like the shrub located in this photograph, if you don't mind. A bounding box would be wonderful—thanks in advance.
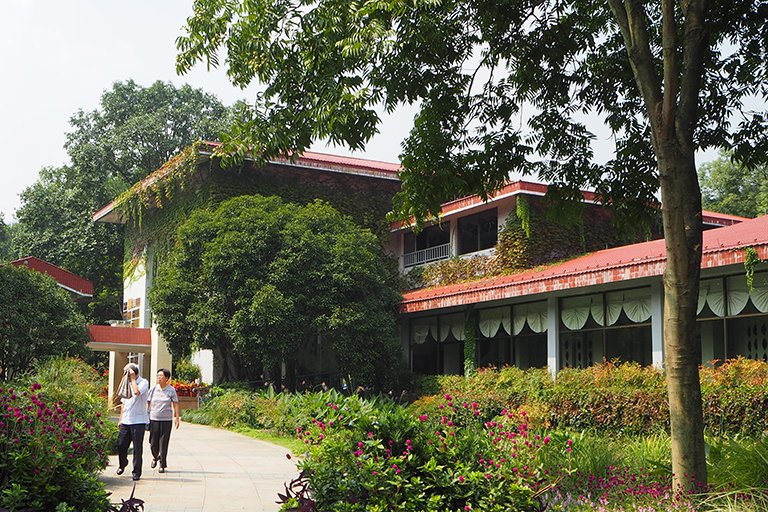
[295,394,562,511]
[701,358,768,436]
[0,379,111,511]
[174,357,202,383]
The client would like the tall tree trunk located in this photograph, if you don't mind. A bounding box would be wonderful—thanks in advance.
[213,340,243,383]
[657,145,707,490]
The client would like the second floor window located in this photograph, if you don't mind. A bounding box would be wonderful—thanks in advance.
[458,209,498,254]
[403,223,450,254]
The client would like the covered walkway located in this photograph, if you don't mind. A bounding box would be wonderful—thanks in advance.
[100,421,299,512]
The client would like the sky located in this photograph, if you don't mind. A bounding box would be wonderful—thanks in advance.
[0,1,414,222]
[0,2,725,223]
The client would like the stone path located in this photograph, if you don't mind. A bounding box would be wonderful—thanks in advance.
[99,421,299,512]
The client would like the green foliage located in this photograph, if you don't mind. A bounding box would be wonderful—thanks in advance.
[174,357,203,383]
[496,198,619,275]
[463,310,476,377]
[180,382,768,510]
[414,196,624,289]
[173,0,768,227]
[176,0,768,487]
[699,151,768,219]
[0,265,91,381]
[12,80,233,323]
[0,213,13,262]
[0,358,113,512]
[700,358,768,436]
[150,195,403,388]
[707,436,768,489]
[412,360,768,438]
[421,256,495,287]
[744,247,763,292]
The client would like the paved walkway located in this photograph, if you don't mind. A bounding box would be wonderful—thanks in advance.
[99,421,299,512]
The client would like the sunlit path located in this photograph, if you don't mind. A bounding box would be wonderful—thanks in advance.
[100,421,298,512]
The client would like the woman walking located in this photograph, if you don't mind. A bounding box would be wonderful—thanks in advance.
[147,368,180,473]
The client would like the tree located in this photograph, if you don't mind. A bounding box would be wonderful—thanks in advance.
[176,0,768,489]
[13,80,233,323]
[699,152,768,218]
[0,265,90,381]
[149,195,403,389]
[0,213,12,262]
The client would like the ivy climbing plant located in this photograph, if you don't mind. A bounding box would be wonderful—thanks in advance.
[744,247,763,292]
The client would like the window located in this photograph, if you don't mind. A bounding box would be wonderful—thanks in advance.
[458,209,498,254]
[403,223,450,253]
[123,297,141,327]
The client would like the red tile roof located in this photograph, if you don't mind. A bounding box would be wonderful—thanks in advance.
[389,180,749,231]
[94,142,401,223]
[87,325,151,346]
[390,181,588,230]
[11,257,94,297]
[401,215,768,313]
[701,210,749,226]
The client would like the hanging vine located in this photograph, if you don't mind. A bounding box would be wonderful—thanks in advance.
[744,247,762,292]
[516,196,531,238]
[463,308,477,376]
[113,141,205,229]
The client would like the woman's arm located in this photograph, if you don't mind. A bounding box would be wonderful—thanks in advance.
[173,401,180,429]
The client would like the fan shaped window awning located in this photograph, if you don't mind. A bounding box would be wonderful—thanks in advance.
[606,289,652,325]
[698,274,768,317]
[478,307,510,338]
[439,313,466,341]
[751,272,768,313]
[412,317,438,344]
[512,301,548,334]
[561,295,604,330]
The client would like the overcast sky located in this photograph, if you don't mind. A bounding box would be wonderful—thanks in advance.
[0,1,414,222]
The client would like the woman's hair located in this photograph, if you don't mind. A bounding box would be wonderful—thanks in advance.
[127,364,140,376]
[157,368,171,379]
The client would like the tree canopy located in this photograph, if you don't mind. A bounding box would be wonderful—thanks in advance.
[12,80,234,323]
[177,0,767,224]
[699,152,768,218]
[176,0,768,489]
[149,195,403,389]
[0,214,12,262]
[0,265,90,381]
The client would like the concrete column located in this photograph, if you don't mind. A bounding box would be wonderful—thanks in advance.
[108,351,129,412]
[150,327,173,381]
[450,221,459,257]
[651,280,664,368]
[546,297,560,379]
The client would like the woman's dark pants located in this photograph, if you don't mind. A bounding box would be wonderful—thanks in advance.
[149,420,173,468]
[117,423,146,478]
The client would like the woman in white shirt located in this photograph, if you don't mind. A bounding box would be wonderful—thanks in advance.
[147,368,180,473]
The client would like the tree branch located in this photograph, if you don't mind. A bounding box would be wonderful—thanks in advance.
[676,0,708,152]
[607,0,663,137]
[661,0,679,140]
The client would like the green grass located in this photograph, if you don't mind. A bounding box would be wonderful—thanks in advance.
[231,425,305,456]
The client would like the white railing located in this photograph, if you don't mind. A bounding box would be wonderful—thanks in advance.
[403,243,451,267]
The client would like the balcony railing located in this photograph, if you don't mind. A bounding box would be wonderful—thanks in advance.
[403,243,451,267]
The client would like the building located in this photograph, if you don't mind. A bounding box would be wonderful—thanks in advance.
[93,142,402,398]
[11,256,94,301]
[93,143,768,398]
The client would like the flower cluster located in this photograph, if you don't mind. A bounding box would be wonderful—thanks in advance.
[294,395,568,511]
[0,382,111,511]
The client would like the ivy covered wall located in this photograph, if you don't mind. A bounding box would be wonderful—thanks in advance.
[410,194,635,289]
[118,152,401,276]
